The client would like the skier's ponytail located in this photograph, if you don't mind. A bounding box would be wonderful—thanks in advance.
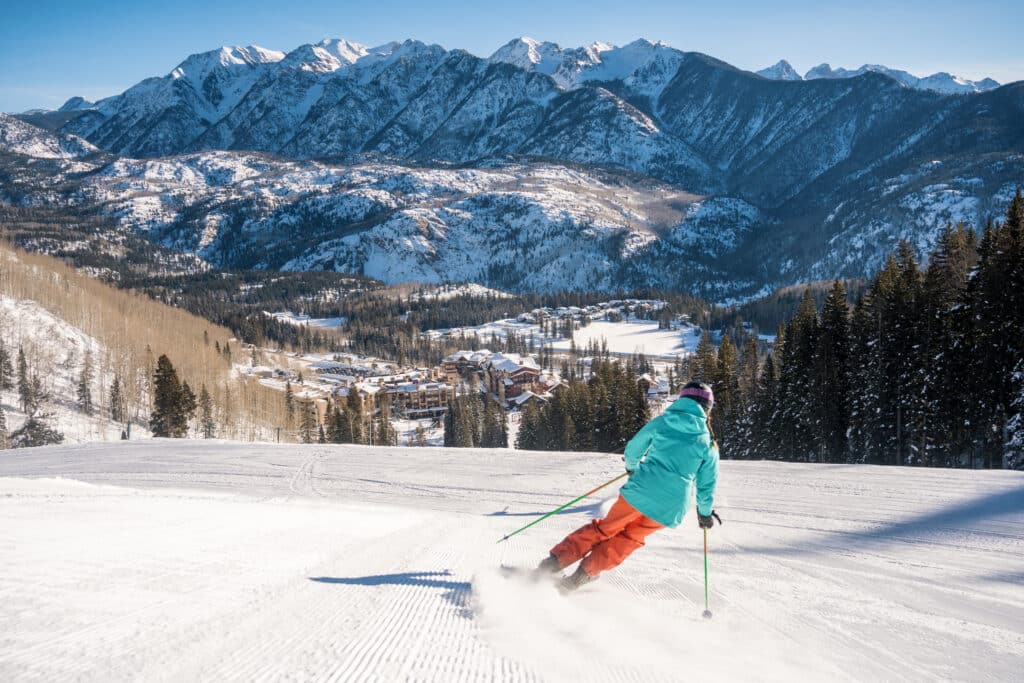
[706,412,718,450]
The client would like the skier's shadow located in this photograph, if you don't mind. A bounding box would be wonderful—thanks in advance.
[488,501,603,517]
[310,571,472,617]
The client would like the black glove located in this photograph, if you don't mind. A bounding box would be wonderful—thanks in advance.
[698,510,722,528]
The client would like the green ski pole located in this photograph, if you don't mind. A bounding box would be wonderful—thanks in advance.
[702,527,713,619]
[497,472,630,543]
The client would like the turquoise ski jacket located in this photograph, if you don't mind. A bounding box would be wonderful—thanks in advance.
[620,397,719,528]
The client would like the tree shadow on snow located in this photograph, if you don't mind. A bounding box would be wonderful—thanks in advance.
[977,569,1024,585]
[721,483,1024,557]
[309,571,472,617]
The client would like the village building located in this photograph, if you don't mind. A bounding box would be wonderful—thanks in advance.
[482,353,542,405]
[441,349,493,384]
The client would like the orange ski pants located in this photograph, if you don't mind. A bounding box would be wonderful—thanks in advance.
[549,495,664,577]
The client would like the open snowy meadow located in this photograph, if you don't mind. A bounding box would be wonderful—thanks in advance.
[0,442,1021,681]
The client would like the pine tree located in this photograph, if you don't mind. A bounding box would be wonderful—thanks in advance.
[110,375,125,424]
[375,399,397,446]
[17,347,31,414]
[77,351,94,416]
[10,413,63,448]
[752,352,780,460]
[181,381,198,430]
[284,381,295,423]
[691,332,717,384]
[0,339,13,390]
[150,355,189,438]
[346,390,365,444]
[516,401,541,450]
[921,223,976,465]
[815,280,851,463]
[481,396,502,447]
[318,424,327,444]
[1005,359,1024,470]
[714,335,739,452]
[299,401,317,443]
[332,404,357,444]
[0,407,8,449]
[198,384,216,439]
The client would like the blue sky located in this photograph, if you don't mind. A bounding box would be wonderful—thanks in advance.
[1,0,1021,112]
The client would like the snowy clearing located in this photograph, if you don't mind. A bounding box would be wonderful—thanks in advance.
[0,442,1021,681]
[552,320,701,359]
[265,311,348,329]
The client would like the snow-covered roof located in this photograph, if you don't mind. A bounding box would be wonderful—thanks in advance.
[511,390,547,406]
[485,352,540,374]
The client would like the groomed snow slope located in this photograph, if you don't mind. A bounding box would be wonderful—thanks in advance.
[0,442,1021,681]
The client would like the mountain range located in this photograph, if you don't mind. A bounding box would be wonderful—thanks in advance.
[3,37,1022,298]
[756,59,999,94]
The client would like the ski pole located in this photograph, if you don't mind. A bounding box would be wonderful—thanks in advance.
[702,527,712,619]
[497,472,630,543]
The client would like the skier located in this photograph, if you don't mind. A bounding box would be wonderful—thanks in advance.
[538,381,721,591]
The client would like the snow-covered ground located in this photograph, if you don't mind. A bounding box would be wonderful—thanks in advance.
[0,296,145,444]
[423,299,699,360]
[551,320,701,359]
[266,311,348,329]
[409,283,513,301]
[1,442,1021,681]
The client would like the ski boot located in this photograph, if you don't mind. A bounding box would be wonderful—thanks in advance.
[536,553,561,575]
[559,565,597,593]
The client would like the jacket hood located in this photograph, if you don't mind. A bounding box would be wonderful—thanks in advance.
[662,397,709,436]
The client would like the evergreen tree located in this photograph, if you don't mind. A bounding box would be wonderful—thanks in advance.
[299,401,317,443]
[921,223,976,465]
[815,280,851,463]
[1005,359,1024,470]
[713,335,739,452]
[691,332,717,384]
[481,396,507,447]
[10,413,63,448]
[752,352,780,460]
[516,401,541,450]
[776,291,819,460]
[328,404,355,444]
[346,390,365,444]
[0,339,13,390]
[318,424,327,444]
[284,381,295,423]
[109,375,125,424]
[198,384,216,439]
[0,406,8,449]
[375,399,398,446]
[181,381,198,429]
[150,355,189,438]
[17,347,31,414]
[77,351,94,416]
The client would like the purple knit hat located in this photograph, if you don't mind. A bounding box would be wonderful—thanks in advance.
[679,382,714,410]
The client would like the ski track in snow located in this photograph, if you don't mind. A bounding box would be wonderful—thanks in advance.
[0,442,1022,682]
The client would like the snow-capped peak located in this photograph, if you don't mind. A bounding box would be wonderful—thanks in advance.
[488,37,683,93]
[0,112,99,159]
[317,38,370,65]
[801,62,999,94]
[756,60,802,81]
[280,38,371,73]
[488,37,564,75]
[59,96,95,112]
[555,39,684,95]
[171,45,285,80]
